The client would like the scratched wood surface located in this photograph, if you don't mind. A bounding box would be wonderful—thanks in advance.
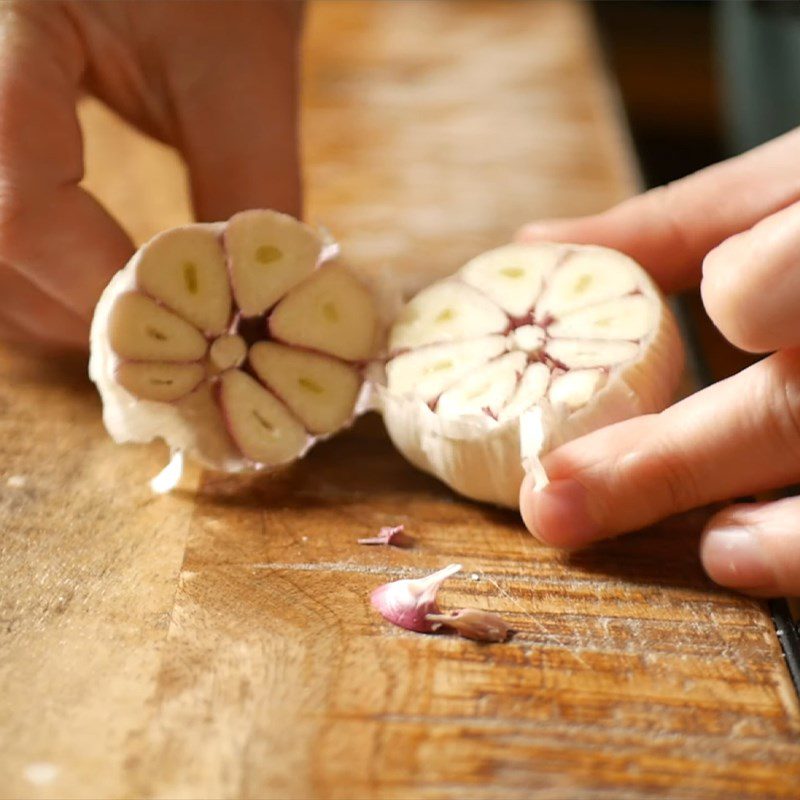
[1,2,799,799]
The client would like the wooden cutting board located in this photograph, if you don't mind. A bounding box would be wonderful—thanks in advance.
[1,3,798,798]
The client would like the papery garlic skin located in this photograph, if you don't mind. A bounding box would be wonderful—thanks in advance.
[380,243,684,507]
[90,211,379,473]
[426,608,510,643]
[150,450,185,495]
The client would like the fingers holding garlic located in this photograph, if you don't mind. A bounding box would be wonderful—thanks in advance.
[522,349,800,553]
[380,243,684,507]
[89,210,379,472]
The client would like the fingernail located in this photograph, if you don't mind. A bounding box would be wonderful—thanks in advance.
[701,527,773,589]
[517,220,563,241]
[530,479,601,547]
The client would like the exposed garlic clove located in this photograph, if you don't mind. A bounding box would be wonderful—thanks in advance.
[370,564,462,632]
[388,280,508,351]
[135,227,231,336]
[459,243,561,317]
[218,369,310,466]
[545,338,639,369]
[386,336,507,403]
[208,334,247,373]
[425,608,510,642]
[548,369,606,411]
[381,242,684,507]
[249,341,362,434]
[107,292,208,362]
[90,212,378,474]
[497,362,550,423]
[225,209,321,317]
[507,324,546,354]
[548,295,654,340]
[357,524,414,547]
[535,247,640,317]
[115,361,205,403]
[437,351,527,419]
[269,266,378,361]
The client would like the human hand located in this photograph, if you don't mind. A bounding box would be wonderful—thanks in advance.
[0,0,302,350]
[517,127,800,597]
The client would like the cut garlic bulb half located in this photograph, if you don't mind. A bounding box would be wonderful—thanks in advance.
[90,210,379,472]
[381,243,684,507]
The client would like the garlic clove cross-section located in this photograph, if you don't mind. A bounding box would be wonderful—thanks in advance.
[249,341,362,435]
[380,243,684,507]
[90,210,379,473]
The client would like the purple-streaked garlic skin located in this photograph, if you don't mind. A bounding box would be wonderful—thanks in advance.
[426,608,510,643]
[90,210,380,473]
[358,524,414,547]
[370,564,462,633]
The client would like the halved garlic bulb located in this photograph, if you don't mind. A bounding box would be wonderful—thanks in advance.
[380,243,684,507]
[89,210,379,472]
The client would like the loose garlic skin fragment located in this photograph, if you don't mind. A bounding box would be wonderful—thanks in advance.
[381,243,684,507]
[90,212,379,473]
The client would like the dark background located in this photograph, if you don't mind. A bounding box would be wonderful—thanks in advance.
[592,0,725,189]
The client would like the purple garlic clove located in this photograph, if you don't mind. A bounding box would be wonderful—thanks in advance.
[370,563,462,632]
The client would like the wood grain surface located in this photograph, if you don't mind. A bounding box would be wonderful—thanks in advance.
[1,2,798,799]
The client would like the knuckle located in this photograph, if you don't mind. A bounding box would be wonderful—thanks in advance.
[648,183,697,261]
[612,444,703,521]
[655,450,704,515]
[766,355,800,467]
[701,236,769,352]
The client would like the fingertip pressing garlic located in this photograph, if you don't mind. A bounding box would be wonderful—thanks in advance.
[370,564,462,632]
[380,242,684,506]
[89,210,380,474]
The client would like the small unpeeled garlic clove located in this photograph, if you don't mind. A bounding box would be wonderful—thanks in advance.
[370,564,461,632]
[357,524,414,547]
[425,608,510,643]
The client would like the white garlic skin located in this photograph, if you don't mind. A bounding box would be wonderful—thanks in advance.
[380,243,685,508]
